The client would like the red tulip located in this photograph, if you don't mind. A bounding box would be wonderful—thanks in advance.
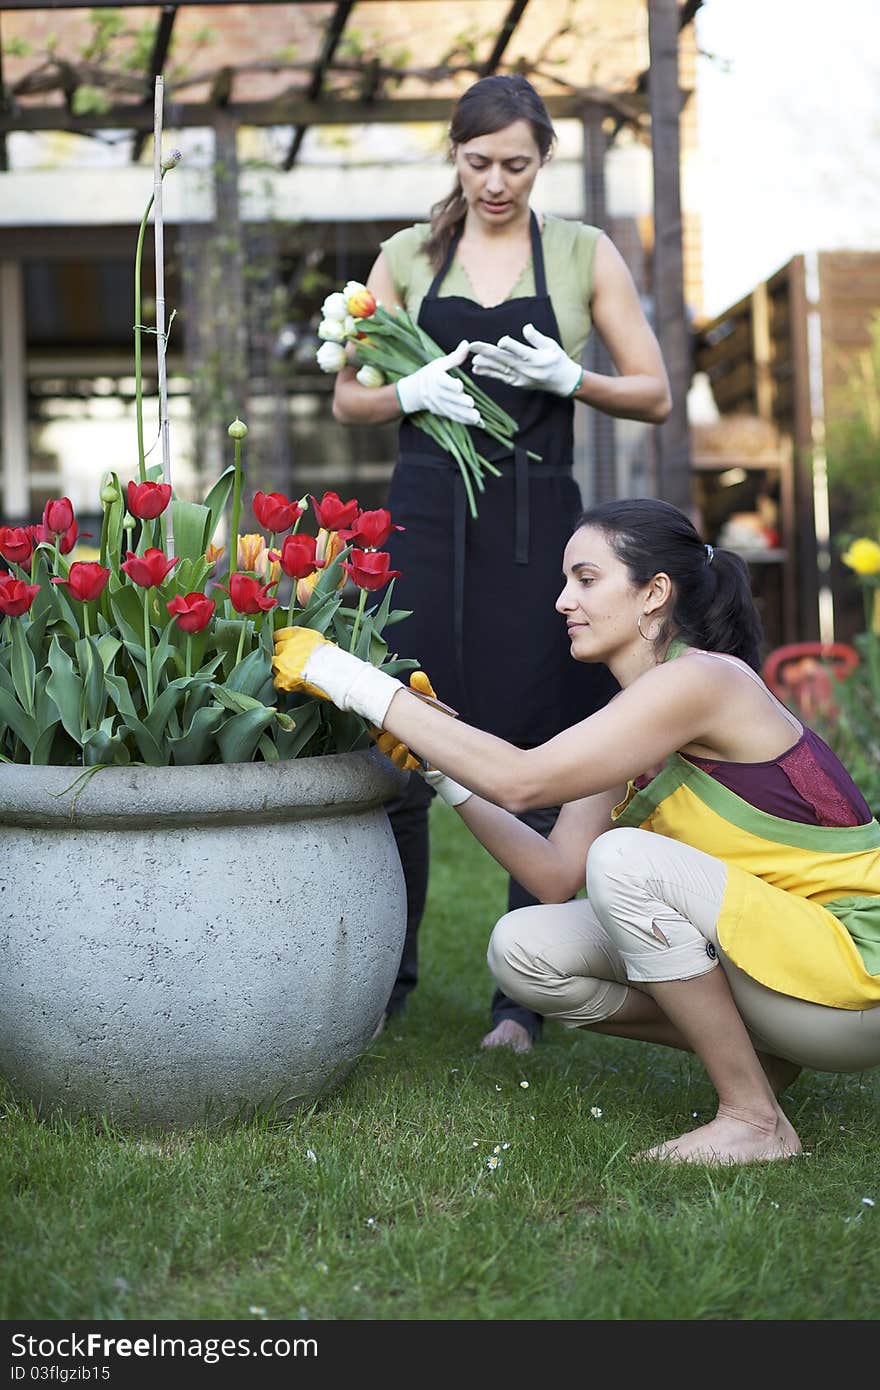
[341,549,401,592]
[311,491,361,533]
[120,548,179,588]
[253,491,304,533]
[0,576,40,616]
[127,481,172,520]
[0,526,34,566]
[42,497,75,535]
[270,533,324,581]
[31,519,84,555]
[167,591,216,634]
[224,573,278,614]
[51,561,110,602]
[340,508,403,550]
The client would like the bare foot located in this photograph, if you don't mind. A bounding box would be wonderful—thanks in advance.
[481,1019,533,1053]
[635,1103,802,1166]
[756,1050,802,1096]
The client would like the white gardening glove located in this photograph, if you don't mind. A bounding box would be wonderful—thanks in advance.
[273,627,402,726]
[469,323,583,397]
[395,340,483,425]
[419,765,473,808]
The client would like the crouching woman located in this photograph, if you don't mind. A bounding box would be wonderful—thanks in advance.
[273,498,880,1165]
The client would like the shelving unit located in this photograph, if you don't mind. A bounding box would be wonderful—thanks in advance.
[691,449,797,650]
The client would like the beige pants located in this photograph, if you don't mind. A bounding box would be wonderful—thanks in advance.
[487,828,880,1073]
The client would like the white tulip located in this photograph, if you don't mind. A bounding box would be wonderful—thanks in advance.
[316,340,347,373]
[356,364,386,388]
[343,279,367,301]
[321,292,348,322]
[343,315,358,337]
[318,318,346,343]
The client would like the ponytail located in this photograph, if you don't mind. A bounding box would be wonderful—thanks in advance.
[577,498,766,671]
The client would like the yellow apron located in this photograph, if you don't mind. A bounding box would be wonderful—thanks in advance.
[612,754,880,1009]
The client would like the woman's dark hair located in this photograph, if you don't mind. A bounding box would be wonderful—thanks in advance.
[577,498,765,671]
[423,75,556,271]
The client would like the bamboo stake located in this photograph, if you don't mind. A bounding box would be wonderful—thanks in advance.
[152,75,173,552]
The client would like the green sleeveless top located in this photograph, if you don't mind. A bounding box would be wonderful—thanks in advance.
[380,213,601,360]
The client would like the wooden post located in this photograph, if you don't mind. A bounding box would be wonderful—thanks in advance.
[0,260,29,520]
[152,76,173,551]
[581,107,617,503]
[648,0,692,511]
[787,255,821,639]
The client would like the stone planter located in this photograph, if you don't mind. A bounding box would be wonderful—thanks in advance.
[0,750,405,1130]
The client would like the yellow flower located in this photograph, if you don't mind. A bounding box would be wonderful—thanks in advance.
[205,543,225,566]
[255,546,281,586]
[295,528,344,606]
[237,532,266,572]
[841,538,880,576]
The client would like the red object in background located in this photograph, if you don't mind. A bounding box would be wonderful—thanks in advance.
[763,642,859,722]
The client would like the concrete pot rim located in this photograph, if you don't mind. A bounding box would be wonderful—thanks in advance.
[0,748,405,828]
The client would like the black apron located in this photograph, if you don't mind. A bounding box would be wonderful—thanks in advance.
[385,211,618,743]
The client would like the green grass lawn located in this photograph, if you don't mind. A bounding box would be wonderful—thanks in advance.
[2,802,878,1321]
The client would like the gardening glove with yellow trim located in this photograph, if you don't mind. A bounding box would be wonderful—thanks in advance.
[273,625,402,725]
[368,671,456,776]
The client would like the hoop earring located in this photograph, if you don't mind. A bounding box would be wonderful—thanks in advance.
[637,615,658,642]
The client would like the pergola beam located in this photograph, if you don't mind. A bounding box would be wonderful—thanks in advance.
[481,0,530,76]
[283,0,354,172]
[0,89,641,134]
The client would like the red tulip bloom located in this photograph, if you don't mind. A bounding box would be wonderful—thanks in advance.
[42,497,75,535]
[0,526,34,566]
[311,491,360,533]
[0,576,40,616]
[253,490,304,533]
[51,561,110,602]
[224,573,278,614]
[341,548,401,592]
[340,508,404,550]
[31,519,84,555]
[167,591,216,634]
[127,480,172,520]
[270,532,324,581]
[120,548,179,588]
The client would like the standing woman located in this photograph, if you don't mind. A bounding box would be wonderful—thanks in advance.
[332,74,671,1050]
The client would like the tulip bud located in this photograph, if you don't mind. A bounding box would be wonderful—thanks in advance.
[100,475,121,505]
[321,292,348,322]
[342,315,357,337]
[228,418,249,440]
[343,280,368,301]
[123,512,136,531]
[316,341,347,374]
[346,289,377,319]
[317,318,346,343]
[356,364,385,389]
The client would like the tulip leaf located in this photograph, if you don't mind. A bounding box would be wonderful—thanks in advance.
[211,686,265,715]
[10,620,36,717]
[82,726,131,767]
[257,733,278,762]
[168,704,226,765]
[109,584,148,653]
[170,498,213,564]
[226,647,272,698]
[95,633,122,670]
[201,464,235,547]
[293,592,340,635]
[31,721,62,765]
[76,636,108,731]
[102,671,139,722]
[144,676,197,742]
[216,706,278,764]
[46,637,83,742]
[0,685,38,752]
[117,713,166,766]
[99,471,125,571]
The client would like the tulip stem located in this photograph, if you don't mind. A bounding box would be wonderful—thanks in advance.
[349,586,368,655]
[82,604,91,639]
[185,633,193,679]
[234,619,248,668]
[230,437,243,571]
[142,589,155,710]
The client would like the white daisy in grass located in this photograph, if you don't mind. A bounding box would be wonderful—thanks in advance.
[519,1080,529,1089]
[248,1306,267,1317]
[862,1197,875,1207]
[486,1155,501,1170]
[590,1106,603,1119]
[305,1149,317,1163]
[502,1142,511,1150]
